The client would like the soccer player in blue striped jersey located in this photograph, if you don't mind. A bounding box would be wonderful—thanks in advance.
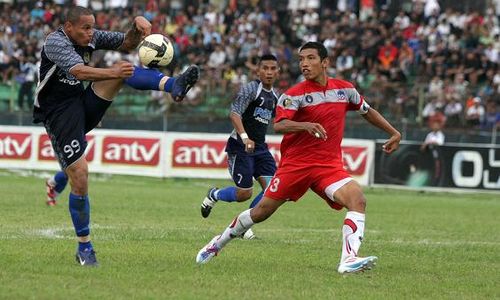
[34,6,199,266]
[200,54,280,239]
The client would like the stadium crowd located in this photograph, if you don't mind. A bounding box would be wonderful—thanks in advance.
[0,0,499,130]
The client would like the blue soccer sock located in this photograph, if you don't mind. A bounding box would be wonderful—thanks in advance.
[124,66,175,92]
[249,191,263,208]
[54,171,68,194]
[214,187,238,202]
[69,193,90,237]
[78,241,93,252]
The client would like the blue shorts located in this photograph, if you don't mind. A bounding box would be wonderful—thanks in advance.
[44,85,111,169]
[227,150,277,189]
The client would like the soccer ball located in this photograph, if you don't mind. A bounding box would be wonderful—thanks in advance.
[138,34,174,68]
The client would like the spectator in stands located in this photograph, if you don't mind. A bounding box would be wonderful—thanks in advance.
[465,97,485,127]
[16,55,37,111]
[481,100,500,130]
[444,95,463,127]
[0,0,498,136]
[420,119,445,152]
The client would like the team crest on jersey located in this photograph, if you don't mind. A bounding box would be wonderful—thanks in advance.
[283,97,292,107]
[336,90,347,100]
[83,52,90,64]
[305,95,313,103]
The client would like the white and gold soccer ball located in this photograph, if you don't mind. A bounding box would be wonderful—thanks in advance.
[138,34,174,68]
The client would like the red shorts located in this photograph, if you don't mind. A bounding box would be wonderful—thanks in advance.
[263,164,352,210]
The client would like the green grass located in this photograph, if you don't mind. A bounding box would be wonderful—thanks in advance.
[0,171,499,299]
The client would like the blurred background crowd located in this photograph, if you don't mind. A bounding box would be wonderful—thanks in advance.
[0,0,499,141]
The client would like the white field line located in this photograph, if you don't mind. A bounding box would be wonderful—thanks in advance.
[1,226,498,247]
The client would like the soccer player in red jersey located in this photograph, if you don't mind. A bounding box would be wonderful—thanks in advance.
[196,42,401,274]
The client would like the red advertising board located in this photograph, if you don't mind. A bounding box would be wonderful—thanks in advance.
[0,133,32,159]
[102,136,160,166]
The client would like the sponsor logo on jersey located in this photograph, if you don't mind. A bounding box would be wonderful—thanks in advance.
[0,133,31,159]
[283,97,292,108]
[38,134,95,162]
[305,95,314,103]
[336,90,347,100]
[102,137,160,166]
[253,107,272,124]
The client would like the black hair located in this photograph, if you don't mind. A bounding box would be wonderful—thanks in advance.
[299,42,328,61]
[66,6,93,24]
[259,54,278,64]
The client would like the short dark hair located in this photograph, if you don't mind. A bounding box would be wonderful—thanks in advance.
[299,42,328,61]
[259,54,278,64]
[66,6,93,24]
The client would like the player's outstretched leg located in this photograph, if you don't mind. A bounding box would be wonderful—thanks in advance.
[171,65,200,102]
[45,171,68,206]
[124,65,200,102]
[196,209,255,264]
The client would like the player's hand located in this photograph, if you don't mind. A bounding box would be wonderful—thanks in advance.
[303,122,327,141]
[134,16,152,38]
[243,138,255,153]
[382,132,401,154]
[112,61,135,78]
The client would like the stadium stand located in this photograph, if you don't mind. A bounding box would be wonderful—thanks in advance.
[0,0,498,142]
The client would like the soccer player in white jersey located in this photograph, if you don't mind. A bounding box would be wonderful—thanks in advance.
[196,42,402,274]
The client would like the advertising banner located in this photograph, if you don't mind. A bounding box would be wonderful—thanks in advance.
[0,126,374,185]
[374,141,500,190]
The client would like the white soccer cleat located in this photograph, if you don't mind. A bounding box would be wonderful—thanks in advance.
[242,228,256,240]
[196,235,221,264]
[337,256,378,274]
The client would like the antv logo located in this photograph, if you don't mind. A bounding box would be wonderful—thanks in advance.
[173,140,227,168]
[102,137,160,166]
[0,133,32,159]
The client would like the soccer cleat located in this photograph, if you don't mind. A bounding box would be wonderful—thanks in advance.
[75,248,99,267]
[201,188,218,218]
[242,228,256,240]
[46,180,57,206]
[196,235,221,264]
[171,65,200,102]
[337,256,377,274]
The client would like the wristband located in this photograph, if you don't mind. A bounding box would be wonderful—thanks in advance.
[240,133,248,140]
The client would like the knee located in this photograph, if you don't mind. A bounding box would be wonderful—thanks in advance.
[67,166,88,195]
[347,196,366,212]
[236,189,253,202]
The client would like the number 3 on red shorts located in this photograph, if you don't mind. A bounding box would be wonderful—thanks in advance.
[269,177,280,193]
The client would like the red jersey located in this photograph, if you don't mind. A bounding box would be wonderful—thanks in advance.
[275,78,369,168]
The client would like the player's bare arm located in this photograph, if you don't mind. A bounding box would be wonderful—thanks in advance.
[118,16,151,52]
[274,119,328,140]
[230,112,255,153]
[70,61,134,81]
[362,108,401,153]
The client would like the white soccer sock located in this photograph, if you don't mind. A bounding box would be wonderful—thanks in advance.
[47,175,57,187]
[340,211,365,263]
[215,209,254,249]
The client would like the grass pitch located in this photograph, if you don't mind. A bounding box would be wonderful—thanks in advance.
[0,171,498,299]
